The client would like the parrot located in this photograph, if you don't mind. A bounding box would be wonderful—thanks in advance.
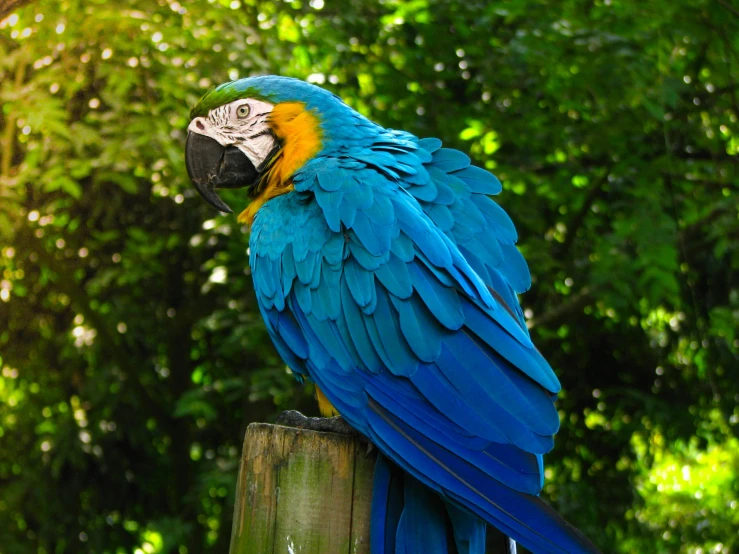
[184,75,601,554]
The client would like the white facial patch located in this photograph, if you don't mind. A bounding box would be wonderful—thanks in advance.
[188,98,277,170]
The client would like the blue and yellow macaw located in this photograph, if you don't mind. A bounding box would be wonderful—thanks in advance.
[185,76,600,554]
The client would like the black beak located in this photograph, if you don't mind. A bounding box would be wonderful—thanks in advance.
[185,132,259,214]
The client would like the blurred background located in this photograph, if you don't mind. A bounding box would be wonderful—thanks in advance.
[0,0,737,552]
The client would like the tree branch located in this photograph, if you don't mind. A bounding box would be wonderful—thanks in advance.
[527,286,599,330]
[557,169,611,259]
[717,0,739,19]
[0,60,25,179]
[0,0,34,20]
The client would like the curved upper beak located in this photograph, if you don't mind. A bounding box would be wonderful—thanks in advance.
[185,132,259,214]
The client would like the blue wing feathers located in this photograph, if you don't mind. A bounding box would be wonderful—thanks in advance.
[309,253,322,289]
[429,172,457,205]
[340,278,384,373]
[408,263,465,331]
[314,189,343,231]
[361,307,395,370]
[417,137,442,152]
[349,239,388,271]
[254,255,276,299]
[472,194,518,243]
[457,245,492,289]
[426,203,455,232]
[394,199,453,269]
[280,243,296,292]
[390,294,444,363]
[457,196,486,230]
[374,370,548,491]
[430,148,471,172]
[407,176,438,202]
[344,178,374,210]
[353,210,393,256]
[453,165,503,195]
[344,258,374,307]
[388,232,414,262]
[365,401,598,554]
[366,192,396,226]
[294,279,312,314]
[294,249,316,285]
[438,170,471,198]
[367,289,418,376]
[499,242,533,292]
[340,197,358,227]
[360,274,379,315]
[408,362,510,445]
[365,377,489,452]
[375,254,413,299]
[445,332,560,436]
[321,233,345,265]
[248,130,599,553]
[462,301,560,393]
[435,343,556,452]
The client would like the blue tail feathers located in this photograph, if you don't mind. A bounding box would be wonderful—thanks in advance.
[372,454,486,554]
[370,452,600,554]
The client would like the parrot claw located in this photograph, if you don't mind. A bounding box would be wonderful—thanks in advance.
[275,411,376,454]
[276,410,357,436]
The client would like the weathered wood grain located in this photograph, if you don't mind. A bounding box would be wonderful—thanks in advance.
[229,423,377,554]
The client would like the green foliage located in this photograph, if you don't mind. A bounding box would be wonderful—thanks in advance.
[0,0,737,552]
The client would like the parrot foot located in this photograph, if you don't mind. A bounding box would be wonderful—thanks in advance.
[276,410,356,436]
[276,411,376,457]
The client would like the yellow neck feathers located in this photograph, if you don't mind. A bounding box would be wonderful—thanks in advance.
[237,102,322,225]
[315,385,340,417]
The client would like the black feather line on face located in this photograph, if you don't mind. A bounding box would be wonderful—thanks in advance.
[245,113,269,131]
[244,131,282,198]
[213,107,229,126]
[247,129,272,140]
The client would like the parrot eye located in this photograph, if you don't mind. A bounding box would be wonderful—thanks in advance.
[236,104,250,119]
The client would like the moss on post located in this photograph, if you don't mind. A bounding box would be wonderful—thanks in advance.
[229,422,376,554]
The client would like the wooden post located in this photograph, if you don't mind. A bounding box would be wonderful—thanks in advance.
[229,420,517,554]
[229,422,377,554]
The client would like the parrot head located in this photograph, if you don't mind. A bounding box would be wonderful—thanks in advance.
[185,75,368,221]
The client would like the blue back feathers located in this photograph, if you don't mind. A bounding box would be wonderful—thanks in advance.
[242,77,599,554]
